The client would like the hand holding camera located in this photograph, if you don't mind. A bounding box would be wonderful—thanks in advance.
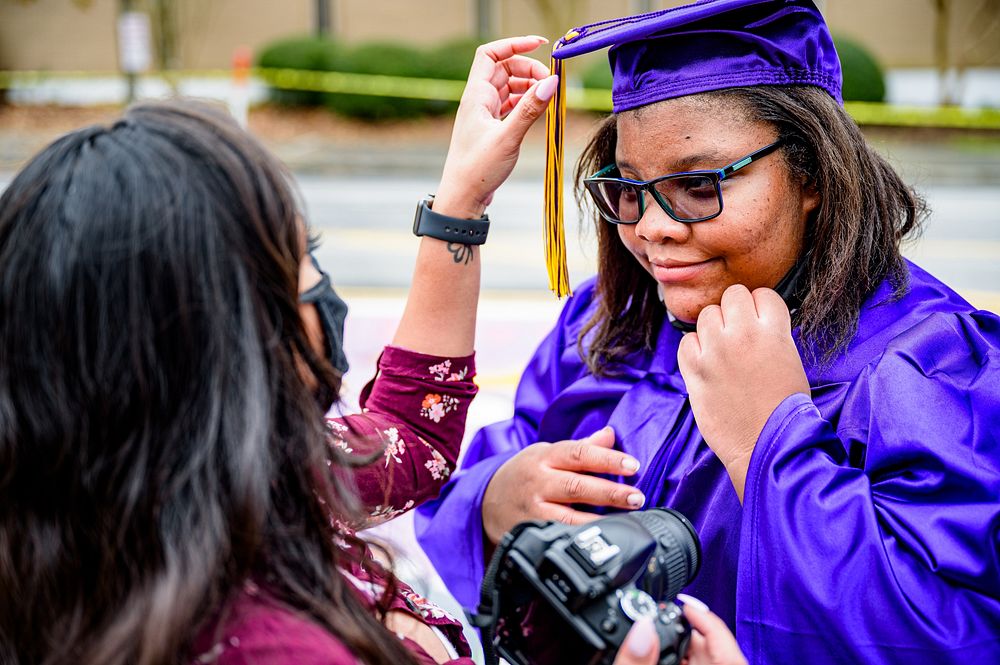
[474,508,702,665]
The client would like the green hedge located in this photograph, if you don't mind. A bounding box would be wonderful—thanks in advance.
[257,35,478,120]
[833,35,886,103]
[256,37,342,107]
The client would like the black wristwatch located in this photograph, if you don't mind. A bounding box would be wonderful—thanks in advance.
[412,196,490,245]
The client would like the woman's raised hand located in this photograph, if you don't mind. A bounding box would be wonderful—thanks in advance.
[432,36,557,219]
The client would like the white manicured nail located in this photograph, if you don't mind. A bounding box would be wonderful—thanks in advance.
[536,76,559,102]
[677,593,709,613]
[627,617,657,657]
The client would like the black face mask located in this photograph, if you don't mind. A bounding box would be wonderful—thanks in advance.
[299,254,350,376]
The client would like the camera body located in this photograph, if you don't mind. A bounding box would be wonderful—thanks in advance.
[475,509,701,665]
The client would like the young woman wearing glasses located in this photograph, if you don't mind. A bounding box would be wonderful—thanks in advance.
[417,1,1000,663]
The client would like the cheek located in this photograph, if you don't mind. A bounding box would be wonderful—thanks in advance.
[616,225,653,272]
[722,187,801,261]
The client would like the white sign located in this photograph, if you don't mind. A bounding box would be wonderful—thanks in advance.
[117,11,152,74]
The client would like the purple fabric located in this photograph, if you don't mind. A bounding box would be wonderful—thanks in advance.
[415,260,1000,663]
[551,0,842,111]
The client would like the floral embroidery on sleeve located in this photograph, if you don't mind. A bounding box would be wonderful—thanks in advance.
[381,427,405,466]
[324,420,353,453]
[428,359,468,382]
[420,393,459,423]
[420,437,450,481]
[369,500,415,525]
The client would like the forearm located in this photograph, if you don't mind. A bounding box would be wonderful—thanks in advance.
[392,233,480,360]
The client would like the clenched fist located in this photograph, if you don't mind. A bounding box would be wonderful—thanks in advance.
[677,284,809,501]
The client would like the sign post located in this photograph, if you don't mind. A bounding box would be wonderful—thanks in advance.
[117,6,152,103]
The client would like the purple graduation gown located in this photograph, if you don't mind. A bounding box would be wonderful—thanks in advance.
[416,260,1000,663]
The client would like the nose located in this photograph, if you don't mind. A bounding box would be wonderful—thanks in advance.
[634,191,692,244]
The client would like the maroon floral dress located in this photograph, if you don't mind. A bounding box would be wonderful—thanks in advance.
[191,346,478,665]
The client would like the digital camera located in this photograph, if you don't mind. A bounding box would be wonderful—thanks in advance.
[472,509,702,665]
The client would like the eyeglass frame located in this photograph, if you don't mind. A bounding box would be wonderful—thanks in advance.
[583,139,784,225]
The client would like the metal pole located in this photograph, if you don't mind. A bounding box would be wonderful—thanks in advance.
[316,0,330,37]
[475,0,493,41]
[121,0,136,103]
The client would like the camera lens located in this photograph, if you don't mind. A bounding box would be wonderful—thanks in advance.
[632,508,701,601]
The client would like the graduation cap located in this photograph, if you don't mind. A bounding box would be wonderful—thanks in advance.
[542,0,841,297]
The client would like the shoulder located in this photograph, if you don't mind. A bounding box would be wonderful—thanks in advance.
[875,261,997,366]
[191,586,360,665]
[812,260,989,380]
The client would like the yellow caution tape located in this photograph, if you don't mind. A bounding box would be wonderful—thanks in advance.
[1,68,998,130]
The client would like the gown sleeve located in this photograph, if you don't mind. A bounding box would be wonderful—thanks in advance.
[737,310,1000,663]
[324,345,477,526]
[414,284,597,609]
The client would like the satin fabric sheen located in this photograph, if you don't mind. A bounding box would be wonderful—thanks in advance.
[416,260,1000,663]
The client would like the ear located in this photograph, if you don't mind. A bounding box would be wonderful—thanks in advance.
[800,177,821,220]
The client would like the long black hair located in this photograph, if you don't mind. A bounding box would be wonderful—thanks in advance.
[575,85,926,372]
[0,101,416,664]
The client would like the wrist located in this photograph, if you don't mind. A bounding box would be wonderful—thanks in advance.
[434,180,489,219]
[432,197,487,220]
[413,196,489,246]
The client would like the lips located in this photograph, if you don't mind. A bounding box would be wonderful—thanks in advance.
[648,257,716,283]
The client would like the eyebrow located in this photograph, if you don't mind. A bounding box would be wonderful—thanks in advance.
[617,149,731,178]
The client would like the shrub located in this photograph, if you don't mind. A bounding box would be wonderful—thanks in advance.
[581,56,613,91]
[255,35,480,120]
[322,42,429,120]
[256,36,342,106]
[833,35,886,103]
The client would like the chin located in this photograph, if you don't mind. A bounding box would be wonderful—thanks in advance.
[659,285,708,323]
[662,299,700,324]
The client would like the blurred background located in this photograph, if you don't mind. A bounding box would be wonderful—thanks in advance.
[2,1,999,661]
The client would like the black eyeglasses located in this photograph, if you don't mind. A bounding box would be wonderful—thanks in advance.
[583,140,783,225]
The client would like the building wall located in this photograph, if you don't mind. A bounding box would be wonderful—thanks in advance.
[0,0,997,72]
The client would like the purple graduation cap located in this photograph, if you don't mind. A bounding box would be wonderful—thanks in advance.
[542,0,842,296]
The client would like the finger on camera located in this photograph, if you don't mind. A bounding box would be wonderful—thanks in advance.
[683,604,747,665]
[615,617,660,665]
[550,471,645,509]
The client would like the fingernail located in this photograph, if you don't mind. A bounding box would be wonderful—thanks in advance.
[627,617,657,657]
[621,456,640,472]
[526,34,549,43]
[536,75,559,102]
[676,593,709,613]
[627,493,645,508]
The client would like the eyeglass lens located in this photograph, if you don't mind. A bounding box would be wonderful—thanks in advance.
[588,174,720,223]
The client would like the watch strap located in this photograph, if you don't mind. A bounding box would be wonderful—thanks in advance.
[413,196,489,245]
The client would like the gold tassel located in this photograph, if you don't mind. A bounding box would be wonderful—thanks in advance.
[544,55,571,298]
